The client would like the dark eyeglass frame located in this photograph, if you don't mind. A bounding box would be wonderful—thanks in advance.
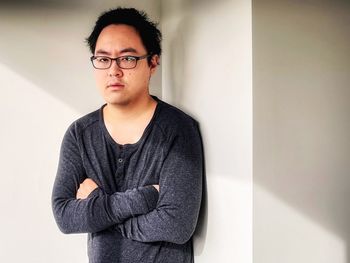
[90,54,151,69]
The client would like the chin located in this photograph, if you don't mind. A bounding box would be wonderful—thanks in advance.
[105,96,131,106]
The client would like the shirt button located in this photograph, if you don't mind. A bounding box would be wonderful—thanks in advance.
[118,158,123,163]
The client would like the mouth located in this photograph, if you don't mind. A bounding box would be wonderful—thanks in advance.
[107,83,125,90]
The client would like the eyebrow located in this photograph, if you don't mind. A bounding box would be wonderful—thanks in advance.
[94,49,110,56]
[120,48,138,54]
[95,47,138,56]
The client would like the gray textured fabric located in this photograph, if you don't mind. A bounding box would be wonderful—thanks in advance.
[51,97,203,263]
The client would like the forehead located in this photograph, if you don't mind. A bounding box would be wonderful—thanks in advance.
[95,24,146,55]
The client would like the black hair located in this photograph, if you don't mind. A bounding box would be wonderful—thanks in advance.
[86,7,162,63]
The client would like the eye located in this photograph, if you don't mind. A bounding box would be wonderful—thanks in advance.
[96,57,110,63]
[120,56,137,62]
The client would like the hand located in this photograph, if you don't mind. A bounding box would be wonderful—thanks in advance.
[76,178,98,199]
[152,184,159,192]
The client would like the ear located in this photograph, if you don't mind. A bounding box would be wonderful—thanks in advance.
[149,55,160,74]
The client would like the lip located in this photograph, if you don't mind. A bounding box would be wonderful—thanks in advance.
[107,83,125,90]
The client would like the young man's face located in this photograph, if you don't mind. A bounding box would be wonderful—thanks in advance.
[93,24,158,106]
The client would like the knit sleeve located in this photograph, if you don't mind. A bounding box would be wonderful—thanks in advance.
[116,121,203,244]
[51,123,159,234]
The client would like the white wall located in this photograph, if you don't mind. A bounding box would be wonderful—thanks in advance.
[0,1,160,262]
[161,1,252,262]
[253,0,350,262]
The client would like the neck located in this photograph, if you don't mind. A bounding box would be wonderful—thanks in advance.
[104,95,156,123]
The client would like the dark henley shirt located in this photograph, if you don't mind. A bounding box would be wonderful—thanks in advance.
[51,96,203,263]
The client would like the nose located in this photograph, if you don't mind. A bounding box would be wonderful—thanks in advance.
[108,59,123,77]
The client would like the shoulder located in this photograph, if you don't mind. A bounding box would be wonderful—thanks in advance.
[153,99,203,155]
[65,106,101,140]
[154,98,200,137]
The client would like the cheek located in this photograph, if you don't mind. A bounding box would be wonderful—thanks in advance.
[124,71,132,79]
[132,70,151,85]
[94,71,106,88]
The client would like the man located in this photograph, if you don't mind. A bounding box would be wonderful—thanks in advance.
[51,7,203,263]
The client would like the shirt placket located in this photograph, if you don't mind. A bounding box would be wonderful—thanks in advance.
[115,145,126,188]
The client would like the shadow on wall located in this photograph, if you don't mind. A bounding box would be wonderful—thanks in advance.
[254,183,347,262]
[253,0,350,262]
[162,0,230,109]
[0,0,91,8]
[0,3,100,114]
[167,17,188,107]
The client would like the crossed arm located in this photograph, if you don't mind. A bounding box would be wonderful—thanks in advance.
[76,178,159,200]
[51,128,160,234]
[52,123,203,244]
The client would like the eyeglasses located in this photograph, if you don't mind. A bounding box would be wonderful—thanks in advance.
[90,54,151,69]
